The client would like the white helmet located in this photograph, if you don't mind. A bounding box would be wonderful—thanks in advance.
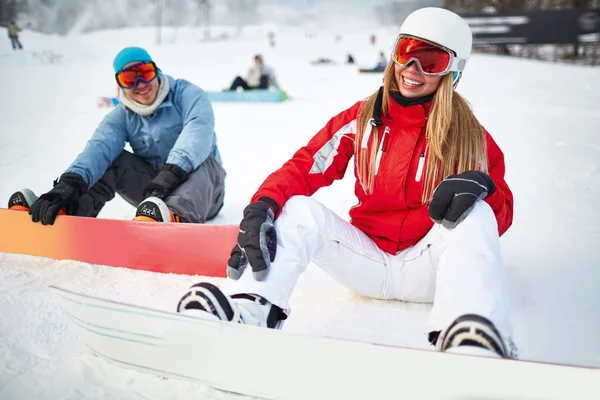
[399,7,473,71]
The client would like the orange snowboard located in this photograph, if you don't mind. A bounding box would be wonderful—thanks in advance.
[0,208,237,277]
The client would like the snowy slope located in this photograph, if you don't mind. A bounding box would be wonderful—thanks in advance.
[1,25,600,399]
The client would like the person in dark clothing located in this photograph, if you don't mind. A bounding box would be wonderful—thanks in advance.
[229,55,279,91]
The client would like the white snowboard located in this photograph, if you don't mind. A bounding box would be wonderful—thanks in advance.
[50,286,599,400]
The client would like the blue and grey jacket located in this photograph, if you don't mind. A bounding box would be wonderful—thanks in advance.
[67,75,223,187]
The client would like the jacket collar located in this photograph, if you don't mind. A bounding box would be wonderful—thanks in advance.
[371,86,432,127]
[121,76,175,116]
[385,92,431,128]
[389,90,434,108]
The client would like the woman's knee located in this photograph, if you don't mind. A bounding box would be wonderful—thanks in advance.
[467,200,496,224]
[449,200,498,237]
[276,196,328,232]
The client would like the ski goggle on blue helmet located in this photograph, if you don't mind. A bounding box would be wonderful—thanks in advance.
[115,61,159,89]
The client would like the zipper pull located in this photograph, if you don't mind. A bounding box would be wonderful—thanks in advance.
[375,126,390,175]
[381,126,391,152]
[415,153,425,182]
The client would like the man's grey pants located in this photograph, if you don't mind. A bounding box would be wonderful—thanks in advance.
[77,151,225,223]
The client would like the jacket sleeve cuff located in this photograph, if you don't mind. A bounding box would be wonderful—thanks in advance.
[165,154,194,174]
[257,196,280,217]
[163,163,189,182]
[59,172,89,196]
[485,187,502,212]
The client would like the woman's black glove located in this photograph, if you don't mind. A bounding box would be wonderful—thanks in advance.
[143,163,188,200]
[227,198,279,281]
[29,172,88,225]
[428,170,495,229]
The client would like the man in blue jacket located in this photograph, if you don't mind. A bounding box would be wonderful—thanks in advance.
[9,47,225,225]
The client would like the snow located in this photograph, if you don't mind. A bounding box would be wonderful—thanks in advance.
[1,25,600,399]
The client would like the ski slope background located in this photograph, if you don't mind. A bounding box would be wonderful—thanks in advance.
[1,25,600,399]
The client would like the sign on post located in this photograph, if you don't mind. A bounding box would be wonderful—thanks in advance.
[460,9,600,45]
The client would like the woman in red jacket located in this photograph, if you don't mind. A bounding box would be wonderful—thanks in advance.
[178,8,515,358]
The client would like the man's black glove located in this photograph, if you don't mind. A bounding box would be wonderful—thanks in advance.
[29,172,88,226]
[227,198,279,281]
[428,170,495,229]
[143,163,188,200]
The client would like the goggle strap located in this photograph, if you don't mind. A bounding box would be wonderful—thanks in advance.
[448,57,467,73]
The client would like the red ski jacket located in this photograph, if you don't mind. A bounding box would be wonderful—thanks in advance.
[252,99,513,255]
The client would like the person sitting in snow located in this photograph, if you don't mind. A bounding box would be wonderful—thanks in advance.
[375,51,388,70]
[176,8,517,359]
[228,54,279,91]
[8,46,225,225]
[361,52,388,73]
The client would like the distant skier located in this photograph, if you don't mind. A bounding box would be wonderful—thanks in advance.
[7,20,23,50]
[268,31,276,48]
[228,54,279,91]
[8,46,225,225]
[177,8,517,359]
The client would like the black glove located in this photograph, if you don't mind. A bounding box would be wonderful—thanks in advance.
[143,163,188,200]
[227,198,279,281]
[428,170,495,229]
[29,172,88,226]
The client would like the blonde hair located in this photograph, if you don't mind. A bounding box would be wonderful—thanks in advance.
[356,62,487,202]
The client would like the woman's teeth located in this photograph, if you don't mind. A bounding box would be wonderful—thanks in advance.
[403,77,423,87]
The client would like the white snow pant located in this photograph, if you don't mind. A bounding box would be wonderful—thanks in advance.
[226,195,512,341]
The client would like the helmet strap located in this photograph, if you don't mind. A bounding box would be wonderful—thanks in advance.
[453,72,462,89]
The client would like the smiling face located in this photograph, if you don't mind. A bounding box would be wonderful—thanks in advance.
[394,62,443,98]
[122,61,159,105]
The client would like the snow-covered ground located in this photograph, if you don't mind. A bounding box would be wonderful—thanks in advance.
[1,25,600,399]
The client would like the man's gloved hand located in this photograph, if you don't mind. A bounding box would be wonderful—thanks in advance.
[428,170,496,229]
[227,198,279,281]
[29,172,88,226]
[143,163,188,200]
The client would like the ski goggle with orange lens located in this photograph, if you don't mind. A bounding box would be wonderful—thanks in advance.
[115,61,159,89]
[392,35,466,76]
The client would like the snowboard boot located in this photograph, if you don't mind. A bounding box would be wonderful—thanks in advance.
[133,197,180,223]
[8,189,37,211]
[434,314,508,358]
[176,282,287,329]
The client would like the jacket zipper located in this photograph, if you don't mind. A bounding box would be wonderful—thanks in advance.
[375,126,390,175]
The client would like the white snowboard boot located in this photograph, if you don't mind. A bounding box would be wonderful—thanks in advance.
[176,282,286,329]
[435,314,508,358]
